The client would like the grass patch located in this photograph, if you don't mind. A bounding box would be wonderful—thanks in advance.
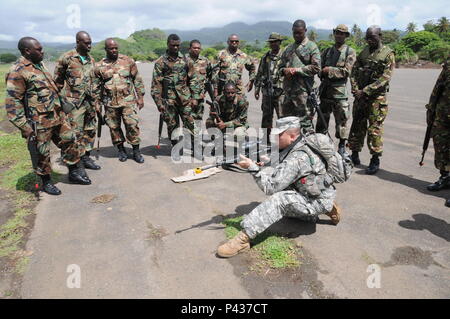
[223,216,301,269]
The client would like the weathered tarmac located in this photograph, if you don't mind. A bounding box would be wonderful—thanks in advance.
[21,64,449,298]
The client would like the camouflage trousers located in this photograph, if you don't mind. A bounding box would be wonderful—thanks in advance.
[163,97,195,141]
[105,104,140,146]
[69,99,97,154]
[348,95,388,155]
[191,99,205,122]
[261,94,282,129]
[316,98,350,139]
[35,119,80,176]
[431,102,450,172]
[241,190,335,239]
[281,92,314,133]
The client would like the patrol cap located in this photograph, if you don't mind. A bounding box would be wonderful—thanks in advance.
[333,24,350,35]
[267,32,283,42]
[271,116,301,135]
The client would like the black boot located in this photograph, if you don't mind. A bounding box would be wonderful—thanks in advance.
[338,139,347,155]
[366,154,380,175]
[117,143,128,162]
[82,151,101,170]
[68,163,91,185]
[132,144,144,163]
[41,175,61,195]
[427,171,450,191]
[351,152,361,166]
[445,199,450,208]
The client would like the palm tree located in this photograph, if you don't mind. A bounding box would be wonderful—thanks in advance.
[406,22,417,33]
[308,30,318,42]
[351,24,364,47]
[437,17,450,34]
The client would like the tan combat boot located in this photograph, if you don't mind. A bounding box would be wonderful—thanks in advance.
[326,202,341,225]
[217,231,251,258]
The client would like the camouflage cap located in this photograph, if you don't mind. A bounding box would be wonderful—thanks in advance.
[334,24,350,35]
[271,116,301,135]
[267,32,283,42]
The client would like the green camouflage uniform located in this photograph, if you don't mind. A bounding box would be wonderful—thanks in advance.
[186,54,212,122]
[205,94,248,138]
[241,134,336,239]
[151,51,195,140]
[255,49,284,128]
[212,48,256,96]
[54,49,97,154]
[93,54,145,146]
[316,44,356,139]
[277,37,321,131]
[426,62,449,172]
[349,44,395,155]
[5,57,79,175]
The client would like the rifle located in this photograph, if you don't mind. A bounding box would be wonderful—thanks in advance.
[419,79,445,166]
[205,100,222,123]
[157,78,170,148]
[96,84,108,159]
[23,92,40,199]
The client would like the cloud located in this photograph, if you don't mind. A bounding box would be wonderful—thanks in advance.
[0,0,448,43]
[0,34,14,41]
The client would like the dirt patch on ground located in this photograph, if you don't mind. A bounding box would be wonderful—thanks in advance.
[382,246,445,270]
[229,245,338,299]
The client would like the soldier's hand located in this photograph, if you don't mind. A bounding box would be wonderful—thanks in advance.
[322,67,330,75]
[354,90,366,100]
[158,106,166,113]
[22,128,34,139]
[215,119,226,130]
[214,88,219,98]
[237,154,254,169]
[137,98,144,110]
[246,81,254,92]
[190,99,199,109]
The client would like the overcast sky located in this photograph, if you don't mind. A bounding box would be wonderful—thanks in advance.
[0,0,449,43]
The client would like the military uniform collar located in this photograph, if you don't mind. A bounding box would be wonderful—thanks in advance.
[294,37,309,47]
[71,48,93,62]
[227,48,243,56]
[19,56,33,66]
[165,51,184,61]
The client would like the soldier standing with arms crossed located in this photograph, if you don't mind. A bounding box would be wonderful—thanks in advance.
[277,20,321,133]
[316,25,356,155]
[93,38,145,163]
[5,37,89,195]
[348,26,395,175]
[54,31,101,171]
[212,34,256,98]
[254,32,284,142]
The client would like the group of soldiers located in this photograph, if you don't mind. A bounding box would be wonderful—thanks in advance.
[3,19,449,213]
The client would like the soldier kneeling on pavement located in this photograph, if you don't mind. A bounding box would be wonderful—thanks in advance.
[217,117,345,258]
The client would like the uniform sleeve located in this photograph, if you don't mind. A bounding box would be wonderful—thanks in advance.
[223,99,248,128]
[188,59,204,100]
[246,55,256,82]
[251,151,312,195]
[362,52,395,96]
[296,43,321,77]
[350,54,362,93]
[426,67,446,111]
[150,60,164,110]
[276,49,289,79]
[53,54,67,91]
[5,69,32,133]
[327,47,357,80]
[90,64,102,112]
[211,53,221,90]
[254,55,265,90]
[130,59,145,99]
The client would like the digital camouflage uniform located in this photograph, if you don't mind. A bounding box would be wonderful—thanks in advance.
[316,44,356,139]
[255,49,284,129]
[186,54,212,122]
[205,94,249,138]
[277,37,321,131]
[93,54,145,146]
[54,49,97,154]
[5,57,79,175]
[349,44,395,155]
[426,61,449,172]
[241,134,336,239]
[212,48,256,96]
[151,51,195,140]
